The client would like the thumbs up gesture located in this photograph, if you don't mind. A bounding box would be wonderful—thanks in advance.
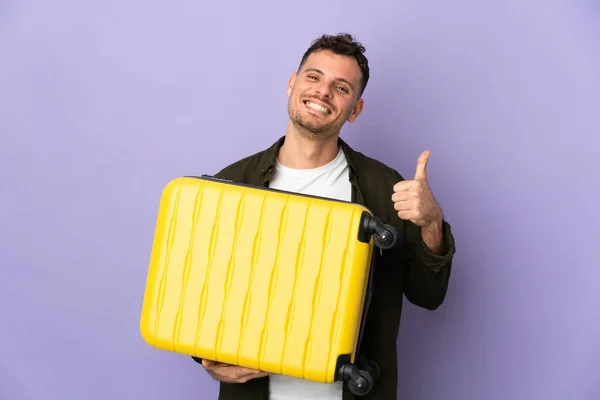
[391,150,443,228]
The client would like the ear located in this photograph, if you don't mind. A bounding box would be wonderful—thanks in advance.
[347,98,364,123]
[286,72,298,97]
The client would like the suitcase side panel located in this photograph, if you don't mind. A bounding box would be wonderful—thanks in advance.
[140,178,220,353]
[140,177,374,383]
[273,203,373,382]
[140,178,183,350]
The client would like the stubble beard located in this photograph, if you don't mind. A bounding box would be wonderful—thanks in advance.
[288,96,341,141]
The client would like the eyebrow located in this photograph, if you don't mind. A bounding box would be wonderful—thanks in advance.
[303,68,355,91]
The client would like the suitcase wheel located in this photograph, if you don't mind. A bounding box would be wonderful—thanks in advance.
[365,360,380,381]
[373,223,400,250]
[348,369,374,396]
[360,212,401,250]
[339,362,375,396]
[356,355,380,382]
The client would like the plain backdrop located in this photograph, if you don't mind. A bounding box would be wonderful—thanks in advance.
[1,1,599,399]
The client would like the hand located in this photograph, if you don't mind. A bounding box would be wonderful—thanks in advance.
[392,150,442,228]
[201,359,270,383]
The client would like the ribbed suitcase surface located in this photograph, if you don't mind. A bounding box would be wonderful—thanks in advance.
[140,176,375,383]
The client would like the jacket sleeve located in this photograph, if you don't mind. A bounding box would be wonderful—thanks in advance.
[390,170,456,310]
[400,219,455,310]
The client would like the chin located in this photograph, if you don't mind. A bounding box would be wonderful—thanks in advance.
[289,104,338,137]
[292,117,324,134]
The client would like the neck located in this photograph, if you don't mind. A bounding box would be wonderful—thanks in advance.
[278,121,340,169]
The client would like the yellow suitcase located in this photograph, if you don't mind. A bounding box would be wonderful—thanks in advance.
[140,175,402,395]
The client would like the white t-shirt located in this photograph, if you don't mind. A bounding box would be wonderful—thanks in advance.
[267,146,351,400]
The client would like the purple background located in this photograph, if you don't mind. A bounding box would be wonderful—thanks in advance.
[1,1,599,399]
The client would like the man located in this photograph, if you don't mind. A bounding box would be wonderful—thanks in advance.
[193,33,456,400]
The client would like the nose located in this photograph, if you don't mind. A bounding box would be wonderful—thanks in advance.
[315,81,333,98]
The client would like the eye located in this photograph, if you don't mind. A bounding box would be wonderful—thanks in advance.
[336,85,349,93]
[307,75,318,80]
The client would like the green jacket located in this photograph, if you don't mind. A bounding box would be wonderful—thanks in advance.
[193,136,456,400]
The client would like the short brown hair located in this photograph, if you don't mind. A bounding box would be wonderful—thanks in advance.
[298,33,370,96]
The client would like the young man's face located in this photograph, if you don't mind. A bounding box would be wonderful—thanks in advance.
[287,50,365,140]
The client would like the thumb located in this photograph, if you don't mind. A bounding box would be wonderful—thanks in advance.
[414,150,430,181]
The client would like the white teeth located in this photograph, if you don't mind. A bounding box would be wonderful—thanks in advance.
[306,101,328,114]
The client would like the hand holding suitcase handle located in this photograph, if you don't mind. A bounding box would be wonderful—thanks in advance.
[201,359,269,383]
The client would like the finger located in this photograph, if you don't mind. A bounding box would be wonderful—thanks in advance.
[394,200,412,211]
[414,150,430,181]
[207,366,260,382]
[391,192,409,203]
[239,370,270,383]
[203,360,231,369]
[231,368,264,383]
[392,190,421,203]
[237,367,262,375]
[397,210,416,221]
[218,365,262,375]
[239,368,264,376]
[393,180,419,192]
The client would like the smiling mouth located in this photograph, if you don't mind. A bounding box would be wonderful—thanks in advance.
[303,100,330,114]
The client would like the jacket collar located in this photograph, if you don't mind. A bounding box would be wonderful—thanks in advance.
[258,135,360,182]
